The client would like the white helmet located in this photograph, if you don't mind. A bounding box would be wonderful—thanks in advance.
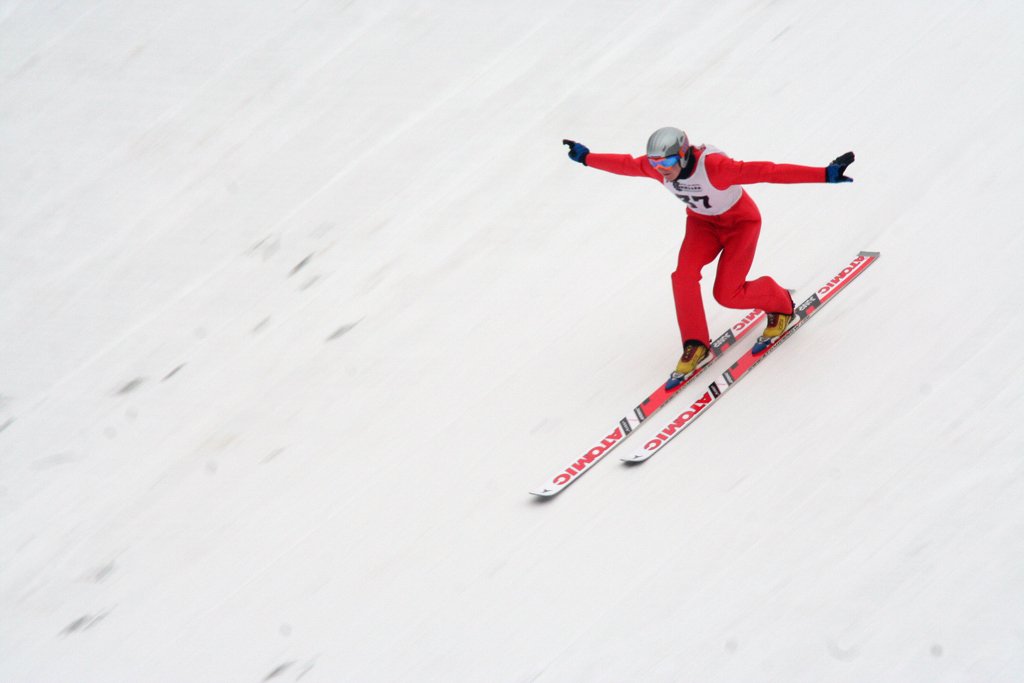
[647,126,690,159]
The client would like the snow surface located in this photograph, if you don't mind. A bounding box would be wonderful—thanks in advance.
[3,0,1024,681]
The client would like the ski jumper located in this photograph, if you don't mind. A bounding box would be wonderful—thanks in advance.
[585,146,826,347]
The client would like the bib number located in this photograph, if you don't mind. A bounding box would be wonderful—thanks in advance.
[678,194,711,209]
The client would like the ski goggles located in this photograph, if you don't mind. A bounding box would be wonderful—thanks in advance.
[648,155,680,168]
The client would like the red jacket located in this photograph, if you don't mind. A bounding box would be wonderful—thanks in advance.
[586,146,825,221]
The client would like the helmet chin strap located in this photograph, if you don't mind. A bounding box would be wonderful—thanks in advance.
[678,149,696,177]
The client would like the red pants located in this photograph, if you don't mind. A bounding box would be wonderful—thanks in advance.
[671,202,793,347]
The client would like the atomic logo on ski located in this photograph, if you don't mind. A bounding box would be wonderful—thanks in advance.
[552,427,626,486]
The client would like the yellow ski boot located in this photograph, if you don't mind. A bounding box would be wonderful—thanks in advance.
[665,340,709,390]
[752,309,794,355]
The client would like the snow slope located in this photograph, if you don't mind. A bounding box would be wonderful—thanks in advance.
[3,0,1024,680]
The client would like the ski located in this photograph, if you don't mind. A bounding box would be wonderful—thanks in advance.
[621,250,880,464]
[529,307,767,497]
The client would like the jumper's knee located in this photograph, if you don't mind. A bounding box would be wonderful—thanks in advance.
[671,265,702,287]
[713,281,744,307]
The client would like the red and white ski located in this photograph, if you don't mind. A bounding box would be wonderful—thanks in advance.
[529,307,767,497]
[622,250,880,463]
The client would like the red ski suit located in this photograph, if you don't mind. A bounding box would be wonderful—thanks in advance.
[586,147,826,347]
